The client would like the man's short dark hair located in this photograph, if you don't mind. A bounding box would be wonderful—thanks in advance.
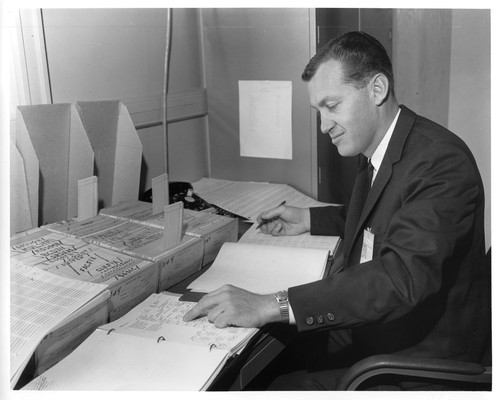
[302,31,394,95]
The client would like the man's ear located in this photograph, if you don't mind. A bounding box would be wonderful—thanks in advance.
[371,73,390,105]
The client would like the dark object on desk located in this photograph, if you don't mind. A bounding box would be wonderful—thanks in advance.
[143,181,209,211]
[180,291,206,302]
[143,182,247,219]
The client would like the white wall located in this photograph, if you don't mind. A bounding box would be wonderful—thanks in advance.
[447,9,491,249]
[393,9,491,249]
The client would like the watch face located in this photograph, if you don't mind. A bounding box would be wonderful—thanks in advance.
[276,291,288,301]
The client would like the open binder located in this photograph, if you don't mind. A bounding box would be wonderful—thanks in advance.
[22,292,258,391]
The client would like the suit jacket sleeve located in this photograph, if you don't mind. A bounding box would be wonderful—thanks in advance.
[310,206,345,237]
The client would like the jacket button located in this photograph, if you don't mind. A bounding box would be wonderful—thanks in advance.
[327,313,335,321]
[306,316,314,325]
[316,315,324,324]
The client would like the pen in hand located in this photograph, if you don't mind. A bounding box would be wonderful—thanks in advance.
[256,200,287,229]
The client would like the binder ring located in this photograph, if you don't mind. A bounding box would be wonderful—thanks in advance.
[157,336,166,343]
[107,329,116,335]
[209,343,217,352]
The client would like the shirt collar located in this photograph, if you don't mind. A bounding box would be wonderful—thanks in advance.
[370,108,401,174]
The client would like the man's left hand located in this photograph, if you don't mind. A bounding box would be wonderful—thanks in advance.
[183,285,280,328]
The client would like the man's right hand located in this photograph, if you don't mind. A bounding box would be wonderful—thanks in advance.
[257,205,310,236]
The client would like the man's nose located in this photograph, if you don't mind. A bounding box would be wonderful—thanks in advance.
[321,118,335,134]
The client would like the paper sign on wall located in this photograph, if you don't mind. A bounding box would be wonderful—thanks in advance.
[238,80,292,160]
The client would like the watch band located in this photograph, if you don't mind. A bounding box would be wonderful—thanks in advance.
[274,290,289,323]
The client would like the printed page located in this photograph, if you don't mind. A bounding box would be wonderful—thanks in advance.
[188,242,329,294]
[192,177,334,221]
[22,328,229,391]
[239,222,340,253]
[239,80,292,160]
[10,261,107,388]
[101,292,257,354]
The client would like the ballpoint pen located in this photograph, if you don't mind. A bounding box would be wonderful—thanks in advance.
[256,200,287,229]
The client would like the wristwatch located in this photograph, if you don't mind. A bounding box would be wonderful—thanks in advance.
[274,290,289,323]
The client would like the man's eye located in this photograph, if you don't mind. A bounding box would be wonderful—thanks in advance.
[327,104,338,111]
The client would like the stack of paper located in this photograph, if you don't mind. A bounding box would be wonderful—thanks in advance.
[10,261,109,388]
[192,177,334,221]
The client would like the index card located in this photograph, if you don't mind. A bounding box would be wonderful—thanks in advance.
[163,201,184,250]
[152,173,169,214]
[78,176,98,221]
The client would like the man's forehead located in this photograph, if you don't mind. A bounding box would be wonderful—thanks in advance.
[307,60,346,105]
[315,59,345,81]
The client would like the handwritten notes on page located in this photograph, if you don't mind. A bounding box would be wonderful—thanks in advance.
[239,80,292,159]
[188,242,329,295]
[10,261,108,388]
[192,177,332,221]
[101,292,257,354]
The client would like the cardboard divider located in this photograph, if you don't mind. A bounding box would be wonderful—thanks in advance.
[16,104,94,225]
[10,139,35,234]
[76,100,143,209]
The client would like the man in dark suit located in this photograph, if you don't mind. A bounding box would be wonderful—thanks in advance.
[184,31,488,390]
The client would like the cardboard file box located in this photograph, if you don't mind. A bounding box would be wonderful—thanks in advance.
[100,201,238,266]
[44,215,204,292]
[10,229,159,322]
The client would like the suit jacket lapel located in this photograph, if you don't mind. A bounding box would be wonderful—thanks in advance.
[345,105,417,263]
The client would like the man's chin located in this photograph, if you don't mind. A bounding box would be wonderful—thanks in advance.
[336,146,356,157]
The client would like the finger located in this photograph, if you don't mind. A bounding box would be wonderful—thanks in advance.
[258,207,283,222]
[207,304,226,325]
[183,285,234,321]
[259,220,277,234]
[213,312,233,328]
[270,221,284,236]
[183,302,205,321]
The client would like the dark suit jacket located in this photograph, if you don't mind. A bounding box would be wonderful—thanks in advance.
[288,105,487,362]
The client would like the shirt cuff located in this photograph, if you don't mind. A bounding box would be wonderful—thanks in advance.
[288,298,296,324]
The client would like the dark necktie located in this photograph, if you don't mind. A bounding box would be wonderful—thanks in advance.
[343,156,374,259]
[366,159,374,196]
